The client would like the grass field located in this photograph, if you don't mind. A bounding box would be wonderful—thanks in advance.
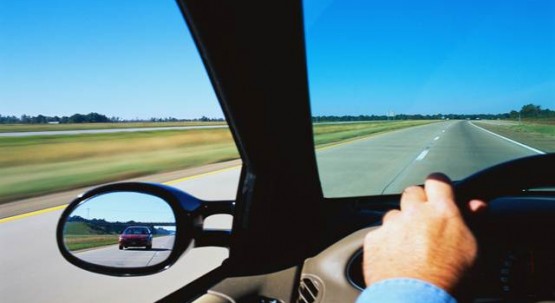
[475,119,555,152]
[0,121,226,133]
[0,120,435,204]
[64,234,120,251]
[63,221,119,251]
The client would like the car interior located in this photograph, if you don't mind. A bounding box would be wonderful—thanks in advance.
[55,1,555,303]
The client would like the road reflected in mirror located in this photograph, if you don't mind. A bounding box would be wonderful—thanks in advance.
[62,191,176,268]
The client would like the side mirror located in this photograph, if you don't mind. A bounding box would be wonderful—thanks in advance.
[57,182,233,276]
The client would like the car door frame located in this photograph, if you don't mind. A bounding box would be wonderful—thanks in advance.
[163,0,327,301]
[164,1,395,301]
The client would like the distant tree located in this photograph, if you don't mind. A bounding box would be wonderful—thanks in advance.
[34,115,48,124]
[520,104,541,118]
[20,115,31,123]
[68,114,85,123]
[88,112,109,123]
[65,112,109,123]
[0,115,19,123]
[539,107,555,118]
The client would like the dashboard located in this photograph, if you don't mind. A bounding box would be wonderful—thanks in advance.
[299,195,555,303]
[469,196,555,302]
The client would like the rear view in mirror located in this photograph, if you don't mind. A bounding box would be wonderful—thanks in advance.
[61,191,176,268]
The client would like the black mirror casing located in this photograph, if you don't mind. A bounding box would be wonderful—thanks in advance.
[56,182,202,277]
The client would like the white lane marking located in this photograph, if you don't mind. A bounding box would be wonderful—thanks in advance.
[416,150,429,161]
[442,130,446,133]
[469,122,545,154]
[434,136,440,141]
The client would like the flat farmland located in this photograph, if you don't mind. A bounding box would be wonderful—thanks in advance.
[475,119,555,152]
[0,121,226,132]
[0,120,435,203]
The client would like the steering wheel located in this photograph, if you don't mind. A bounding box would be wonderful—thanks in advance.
[454,153,555,302]
[455,153,555,208]
[299,154,555,303]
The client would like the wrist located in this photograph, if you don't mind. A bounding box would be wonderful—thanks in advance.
[358,278,457,303]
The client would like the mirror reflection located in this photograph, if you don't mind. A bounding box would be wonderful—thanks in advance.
[63,191,176,268]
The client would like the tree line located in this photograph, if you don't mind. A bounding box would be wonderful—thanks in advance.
[68,215,173,236]
[1,104,552,124]
[312,103,554,122]
[0,112,225,124]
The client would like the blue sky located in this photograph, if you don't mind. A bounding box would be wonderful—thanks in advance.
[304,0,554,115]
[1,0,554,118]
[71,191,175,223]
[0,0,220,119]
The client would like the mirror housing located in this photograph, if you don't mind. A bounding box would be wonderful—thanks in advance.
[57,182,207,276]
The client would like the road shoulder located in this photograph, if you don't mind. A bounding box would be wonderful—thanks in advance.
[0,159,241,219]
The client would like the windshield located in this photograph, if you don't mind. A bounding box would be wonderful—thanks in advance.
[124,227,149,235]
[304,0,555,198]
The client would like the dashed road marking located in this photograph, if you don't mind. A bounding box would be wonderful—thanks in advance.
[434,136,440,141]
[416,150,429,161]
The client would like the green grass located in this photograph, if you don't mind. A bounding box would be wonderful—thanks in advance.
[0,120,436,204]
[475,119,555,152]
[511,122,555,136]
[64,221,94,235]
[0,121,226,133]
[64,234,120,251]
[63,222,119,251]
[0,128,239,203]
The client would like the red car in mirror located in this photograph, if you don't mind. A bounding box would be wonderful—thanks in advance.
[119,226,153,250]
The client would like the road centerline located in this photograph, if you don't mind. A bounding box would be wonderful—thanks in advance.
[416,150,430,161]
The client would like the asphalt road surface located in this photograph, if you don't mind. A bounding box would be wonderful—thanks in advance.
[76,236,175,268]
[0,120,542,302]
[317,120,539,197]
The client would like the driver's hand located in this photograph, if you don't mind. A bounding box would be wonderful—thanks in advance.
[362,173,486,293]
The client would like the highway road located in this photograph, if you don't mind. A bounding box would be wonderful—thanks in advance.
[317,120,540,197]
[76,236,175,268]
[0,120,542,302]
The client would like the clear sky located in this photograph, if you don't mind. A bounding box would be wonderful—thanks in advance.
[0,0,222,119]
[1,0,554,118]
[304,0,554,115]
[71,192,175,223]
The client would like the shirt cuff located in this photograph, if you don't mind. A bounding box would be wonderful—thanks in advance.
[355,278,457,303]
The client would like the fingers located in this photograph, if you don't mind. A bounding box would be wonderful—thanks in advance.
[425,173,454,202]
[468,199,487,214]
[400,186,426,210]
[382,209,400,223]
[422,173,466,218]
[426,172,452,184]
[397,172,486,220]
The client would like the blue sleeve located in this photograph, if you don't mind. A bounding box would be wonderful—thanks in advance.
[355,278,457,303]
